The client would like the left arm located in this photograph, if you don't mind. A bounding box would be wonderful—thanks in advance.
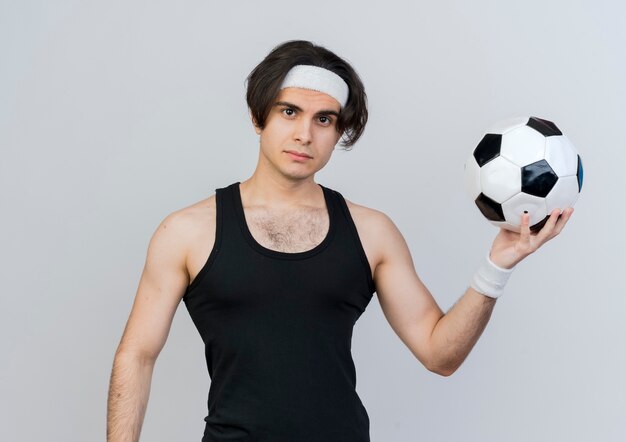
[373,207,574,376]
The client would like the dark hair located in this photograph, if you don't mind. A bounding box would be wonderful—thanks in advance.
[245,40,368,149]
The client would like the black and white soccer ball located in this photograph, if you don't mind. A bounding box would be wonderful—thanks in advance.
[464,116,584,232]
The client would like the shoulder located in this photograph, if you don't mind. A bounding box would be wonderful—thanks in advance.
[340,195,404,272]
[161,194,215,233]
[149,194,217,259]
[342,196,398,235]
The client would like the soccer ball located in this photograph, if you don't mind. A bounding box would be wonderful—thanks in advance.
[464,116,583,232]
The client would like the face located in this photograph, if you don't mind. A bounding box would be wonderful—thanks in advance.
[253,87,343,182]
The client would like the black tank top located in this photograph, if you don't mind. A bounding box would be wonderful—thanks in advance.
[182,181,376,442]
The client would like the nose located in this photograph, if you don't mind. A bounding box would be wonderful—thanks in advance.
[293,117,313,145]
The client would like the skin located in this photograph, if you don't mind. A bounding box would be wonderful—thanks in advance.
[106,86,574,441]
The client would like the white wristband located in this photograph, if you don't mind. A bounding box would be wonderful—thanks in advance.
[470,253,515,299]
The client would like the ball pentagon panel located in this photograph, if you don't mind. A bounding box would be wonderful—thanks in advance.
[475,193,505,222]
[473,133,502,167]
[577,155,584,191]
[521,159,559,198]
[526,116,562,137]
[529,215,551,232]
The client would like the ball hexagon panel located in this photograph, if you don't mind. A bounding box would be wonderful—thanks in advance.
[501,192,548,227]
[492,221,524,233]
[464,155,482,201]
[545,175,580,211]
[500,125,546,167]
[480,156,521,203]
[493,217,550,233]
[475,193,505,222]
[545,135,579,176]
[521,160,558,197]
[473,133,502,167]
[484,116,529,135]
[526,116,563,137]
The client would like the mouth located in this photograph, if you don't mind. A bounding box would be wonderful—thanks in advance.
[285,150,313,159]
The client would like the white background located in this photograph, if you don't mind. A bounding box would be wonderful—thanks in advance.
[1,1,624,440]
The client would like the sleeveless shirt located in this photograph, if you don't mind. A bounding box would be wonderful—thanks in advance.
[182,181,376,442]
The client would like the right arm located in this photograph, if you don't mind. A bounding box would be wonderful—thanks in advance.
[107,212,191,442]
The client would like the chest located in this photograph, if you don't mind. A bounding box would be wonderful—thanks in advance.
[243,206,329,254]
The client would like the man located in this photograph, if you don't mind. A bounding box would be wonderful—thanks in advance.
[107,40,573,441]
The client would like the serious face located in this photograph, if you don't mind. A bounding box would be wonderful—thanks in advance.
[253,87,343,181]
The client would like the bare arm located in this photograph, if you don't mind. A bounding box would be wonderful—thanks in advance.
[107,352,156,442]
[373,207,573,377]
[107,212,191,441]
[427,287,496,376]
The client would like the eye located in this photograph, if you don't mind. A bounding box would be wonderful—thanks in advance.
[319,116,333,125]
[282,108,295,117]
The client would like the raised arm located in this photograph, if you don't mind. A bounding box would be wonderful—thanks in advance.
[107,211,192,441]
[373,207,573,377]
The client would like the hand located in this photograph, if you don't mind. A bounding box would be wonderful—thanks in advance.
[489,207,575,269]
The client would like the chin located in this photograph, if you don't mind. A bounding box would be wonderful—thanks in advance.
[282,169,317,181]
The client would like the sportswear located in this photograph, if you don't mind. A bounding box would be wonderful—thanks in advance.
[470,252,515,298]
[182,181,376,441]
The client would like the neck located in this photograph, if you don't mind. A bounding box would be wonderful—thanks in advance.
[239,173,323,210]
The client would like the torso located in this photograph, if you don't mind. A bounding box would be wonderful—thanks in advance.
[183,191,382,289]
[243,203,330,254]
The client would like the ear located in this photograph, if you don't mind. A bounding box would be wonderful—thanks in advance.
[334,129,344,145]
[250,110,262,135]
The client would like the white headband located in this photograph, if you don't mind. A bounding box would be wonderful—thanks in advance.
[280,65,349,108]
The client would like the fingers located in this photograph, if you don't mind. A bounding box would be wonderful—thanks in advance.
[553,207,574,235]
[512,207,574,261]
[520,211,531,247]
[536,207,575,243]
[535,208,561,241]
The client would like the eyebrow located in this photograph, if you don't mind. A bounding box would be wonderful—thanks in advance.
[274,101,340,118]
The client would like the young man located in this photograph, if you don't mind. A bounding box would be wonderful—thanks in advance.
[107,40,573,441]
